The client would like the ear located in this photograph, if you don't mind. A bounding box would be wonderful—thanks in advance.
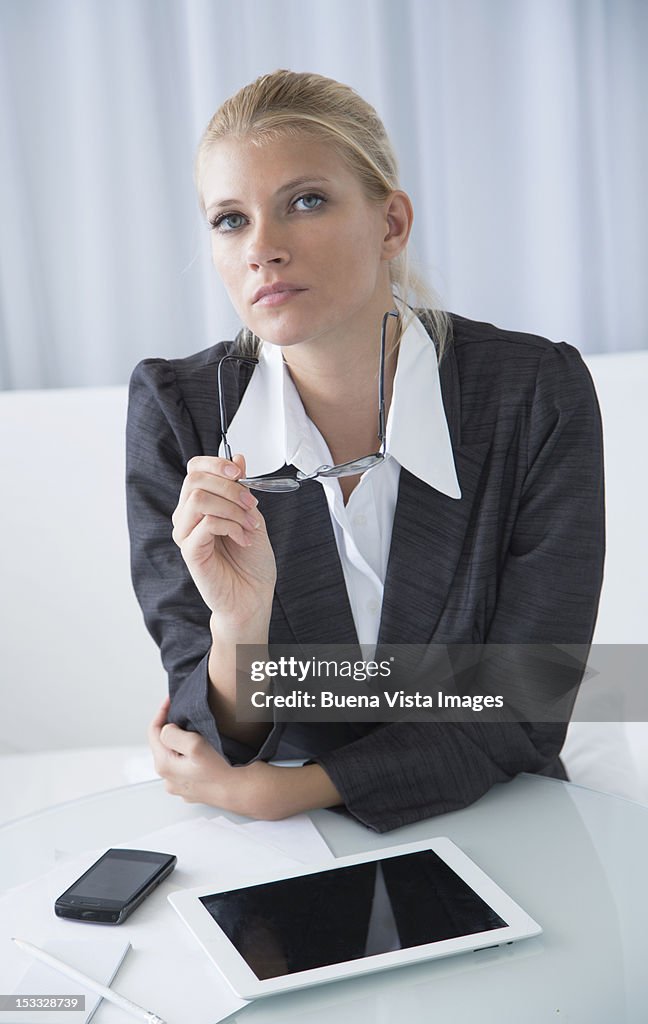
[381,190,414,261]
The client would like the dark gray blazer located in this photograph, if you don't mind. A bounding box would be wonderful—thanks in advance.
[125,312,605,833]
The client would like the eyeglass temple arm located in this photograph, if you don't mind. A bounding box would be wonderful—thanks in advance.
[379,310,399,454]
[217,354,259,462]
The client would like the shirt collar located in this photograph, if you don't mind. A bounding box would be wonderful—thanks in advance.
[386,310,461,497]
[219,310,462,499]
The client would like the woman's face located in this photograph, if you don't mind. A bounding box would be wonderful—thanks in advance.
[200,134,399,350]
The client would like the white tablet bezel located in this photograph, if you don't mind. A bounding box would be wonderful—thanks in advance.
[168,836,541,1000]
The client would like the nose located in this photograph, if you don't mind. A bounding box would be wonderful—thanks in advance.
[246,217,290,269]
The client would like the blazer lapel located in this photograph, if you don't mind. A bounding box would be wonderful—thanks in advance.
[260,478,360,649]
[378,336,490,646]
[377,448,489,646]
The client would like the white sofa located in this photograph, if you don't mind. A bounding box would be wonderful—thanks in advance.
[0,388,164,819]
[559,352,648,803]
[1,352,646,820]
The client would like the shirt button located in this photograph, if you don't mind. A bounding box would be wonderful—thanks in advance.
[354,514,367,527]
[367,599,379,614]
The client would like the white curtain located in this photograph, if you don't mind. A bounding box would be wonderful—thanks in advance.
[0,0,646,389]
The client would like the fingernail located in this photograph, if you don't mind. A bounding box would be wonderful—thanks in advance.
[245,512,261,529]
[224,464,240,478]
[239,490,257,509]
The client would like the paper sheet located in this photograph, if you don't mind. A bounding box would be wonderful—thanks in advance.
[1,814,332,1024]
[4,937,131,1024]
[218,814,333,864]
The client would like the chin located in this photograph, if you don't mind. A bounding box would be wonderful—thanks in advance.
[260,333,311,349]
[247,313,321,348]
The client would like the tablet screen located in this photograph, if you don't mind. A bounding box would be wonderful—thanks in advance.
[199,850,507,980]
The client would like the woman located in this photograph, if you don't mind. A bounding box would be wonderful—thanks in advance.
[126,70,605,833]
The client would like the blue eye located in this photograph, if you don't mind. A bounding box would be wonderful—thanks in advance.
[294,194,325,211]
[209,193,326,232]
[211,212,247,232]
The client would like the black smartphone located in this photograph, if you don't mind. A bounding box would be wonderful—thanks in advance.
[54,848,177,924]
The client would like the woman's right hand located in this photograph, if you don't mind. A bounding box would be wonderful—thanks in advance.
[171,454,277,631]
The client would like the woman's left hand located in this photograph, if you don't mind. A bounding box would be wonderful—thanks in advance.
[149,697,263,814]
[148,698,342,819]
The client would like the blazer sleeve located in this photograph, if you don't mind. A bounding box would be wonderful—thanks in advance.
[314,342,606,833]
[125,357,283,764]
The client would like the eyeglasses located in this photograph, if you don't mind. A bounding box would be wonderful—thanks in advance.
[217,309,398,493]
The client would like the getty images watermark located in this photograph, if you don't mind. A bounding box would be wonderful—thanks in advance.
[230,643,648,725]
[246,653,504,714]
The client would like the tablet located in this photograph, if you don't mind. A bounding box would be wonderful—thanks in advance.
[168,837,541,999]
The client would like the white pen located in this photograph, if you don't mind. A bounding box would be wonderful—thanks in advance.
[11,937,166,1024]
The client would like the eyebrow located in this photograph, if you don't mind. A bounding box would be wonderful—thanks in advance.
[205,176,331,215]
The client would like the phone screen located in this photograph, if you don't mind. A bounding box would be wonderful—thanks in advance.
[67,855,163,902]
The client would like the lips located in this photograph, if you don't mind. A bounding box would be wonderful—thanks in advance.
[252,282,307,304]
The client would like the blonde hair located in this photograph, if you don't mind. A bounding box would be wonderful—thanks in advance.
[196,69,451,361]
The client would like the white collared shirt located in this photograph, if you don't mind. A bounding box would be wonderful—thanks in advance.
[220,310,461,652]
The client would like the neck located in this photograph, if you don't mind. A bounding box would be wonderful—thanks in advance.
[281,302,401,464]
